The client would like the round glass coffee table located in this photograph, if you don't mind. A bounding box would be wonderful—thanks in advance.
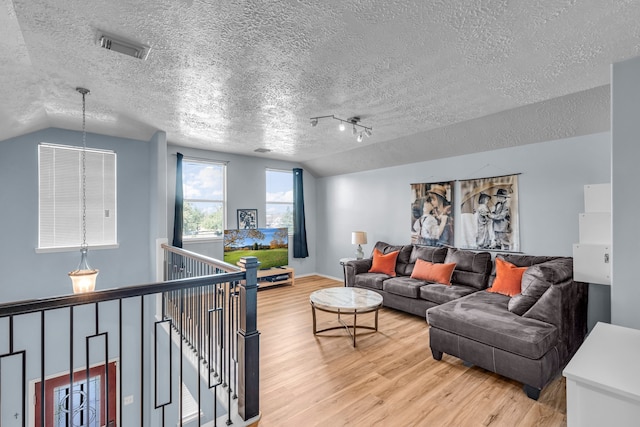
[309,287,383,347]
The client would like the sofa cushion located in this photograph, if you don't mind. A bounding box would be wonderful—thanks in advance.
[508,257,574,315]
[383,276,425,298]
[369,248,399,276]
[410,259,456,285]
[426,291,559,360]
[487,258,528,297]
[444,248,492,290]
[354,273,388,290]
[407,245,448,276]
[419,283,478,305]
[372,242,413,276]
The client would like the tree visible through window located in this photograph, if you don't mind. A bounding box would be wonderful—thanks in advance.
[266,169,293,233]
[182,159,226,240]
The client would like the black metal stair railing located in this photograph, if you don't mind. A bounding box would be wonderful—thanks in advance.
[161,244,259,425]
[0,250,260,427]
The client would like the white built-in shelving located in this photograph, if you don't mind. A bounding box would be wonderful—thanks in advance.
[572,184,611,285]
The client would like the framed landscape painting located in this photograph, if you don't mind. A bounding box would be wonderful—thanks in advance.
[410,181,454,247]
[459,174,520,252]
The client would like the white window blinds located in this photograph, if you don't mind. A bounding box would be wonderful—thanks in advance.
[38,143,117,249]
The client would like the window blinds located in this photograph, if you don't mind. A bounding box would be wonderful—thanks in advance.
[38,143,117,249]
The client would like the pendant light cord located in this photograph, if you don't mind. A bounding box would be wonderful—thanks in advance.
[78,87,90,249]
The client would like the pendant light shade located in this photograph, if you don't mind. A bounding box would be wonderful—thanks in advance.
[69,87,99,294]
[69,247,99,293]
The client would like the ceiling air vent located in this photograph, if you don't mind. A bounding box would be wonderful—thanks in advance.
[97,31,150,60]
[254,148,271,153]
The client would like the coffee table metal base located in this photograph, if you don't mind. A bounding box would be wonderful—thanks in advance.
[311,304,380,347]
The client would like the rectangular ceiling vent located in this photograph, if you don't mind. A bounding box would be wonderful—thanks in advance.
[97,31,150,60]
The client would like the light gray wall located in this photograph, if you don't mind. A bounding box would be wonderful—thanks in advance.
[166,145,317,276]
[0,128,153,302]
[149,131,168,281]
[316,132,611,326]
[611,56,640,329]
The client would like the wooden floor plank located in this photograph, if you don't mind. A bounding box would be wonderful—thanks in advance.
[256,276,566,426]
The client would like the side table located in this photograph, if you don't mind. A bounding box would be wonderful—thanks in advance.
[339,257,356,286]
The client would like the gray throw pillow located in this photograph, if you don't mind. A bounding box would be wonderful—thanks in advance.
[508,258,572,315]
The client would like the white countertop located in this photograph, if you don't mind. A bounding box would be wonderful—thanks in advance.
[563,321,640,402]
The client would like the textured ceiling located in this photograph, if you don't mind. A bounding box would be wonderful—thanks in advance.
[1,0,639,176]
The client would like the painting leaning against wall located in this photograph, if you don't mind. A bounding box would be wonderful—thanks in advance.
[410,181,454,247]
[459,174,520,252]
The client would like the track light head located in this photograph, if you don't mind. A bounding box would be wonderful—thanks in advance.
[357,133,364,143]
[310,118,318,127]
[339,121,345,131]
[352,125,358,135]
[364,128,372,137]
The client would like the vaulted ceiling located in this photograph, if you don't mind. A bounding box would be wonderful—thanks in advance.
[1,1,639,176]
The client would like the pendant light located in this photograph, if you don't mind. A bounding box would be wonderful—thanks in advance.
[69,87,99,293]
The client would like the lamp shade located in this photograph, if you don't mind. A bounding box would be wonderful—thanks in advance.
[69,247,99,293]
[351,231,367,245]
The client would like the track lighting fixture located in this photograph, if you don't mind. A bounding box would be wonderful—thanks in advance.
[309,115,373,142]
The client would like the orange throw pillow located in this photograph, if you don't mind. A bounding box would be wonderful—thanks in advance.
[488,258,528,297]
[410,259,456,285]
[368,248,399,276]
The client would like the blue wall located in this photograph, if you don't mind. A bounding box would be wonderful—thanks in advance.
[611,56,640,329]
[0,128,152,301]
[166,145,318,277]
[315,132,612,328]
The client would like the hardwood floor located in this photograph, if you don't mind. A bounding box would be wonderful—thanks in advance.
[256,276,566,427]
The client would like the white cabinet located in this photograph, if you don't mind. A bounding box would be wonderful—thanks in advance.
[573,184,611,285]
[564,322,640,427]
[573,244,610,284]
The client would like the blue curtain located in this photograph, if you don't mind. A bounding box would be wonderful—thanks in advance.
[293,168,309,258]
[172,153,184,248]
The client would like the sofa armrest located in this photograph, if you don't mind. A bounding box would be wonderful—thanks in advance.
[345,259,372,287]
[522,279,588,364]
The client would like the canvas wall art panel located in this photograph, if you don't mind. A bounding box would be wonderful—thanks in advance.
[410,181,454,247]
[459,174,520,252]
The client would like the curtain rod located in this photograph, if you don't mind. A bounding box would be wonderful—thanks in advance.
[172,153,229,165]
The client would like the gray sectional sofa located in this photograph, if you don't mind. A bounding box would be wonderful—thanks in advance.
[344,241,588,400]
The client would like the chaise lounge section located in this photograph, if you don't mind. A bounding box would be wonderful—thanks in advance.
[427,254,588,400]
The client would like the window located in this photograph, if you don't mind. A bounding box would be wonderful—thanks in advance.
[38,143,117,250]
[182,159,226,240]
[265,169,293,233]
